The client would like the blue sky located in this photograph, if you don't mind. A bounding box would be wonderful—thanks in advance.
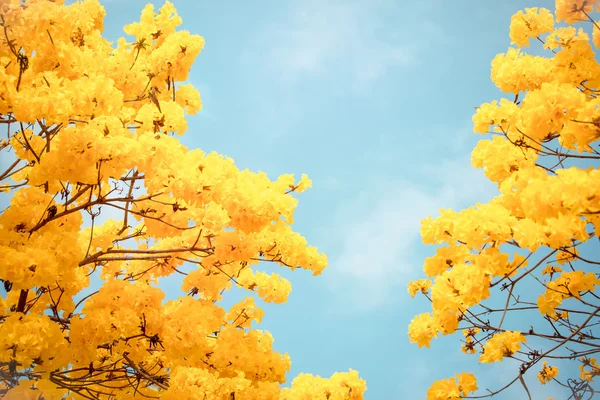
[95,0,573,398]
[4,0,587,398]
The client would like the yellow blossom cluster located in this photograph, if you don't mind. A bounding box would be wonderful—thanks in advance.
[510,7,555,47]
[538,361,559,384]
[555,0,599,23]
[479,331,526,364]
[0,0,366,398]
[407,278,432,298]
[280,370,367,400]
[426,373,477,400]
[579,357,600,381]
[537,271,600,315]
[461,328,480,355]
[410,1,600,398]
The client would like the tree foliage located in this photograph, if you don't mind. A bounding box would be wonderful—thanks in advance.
[408,1,600,399]
[0,0,367,398]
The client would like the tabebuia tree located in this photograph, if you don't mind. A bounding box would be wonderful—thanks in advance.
[0,1,367,398]
[408,1,600,399]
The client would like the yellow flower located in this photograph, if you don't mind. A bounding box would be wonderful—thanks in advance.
[426,373,477,400]
[479,331,526,363]
[555,0,595,23]
[408,279,432,298]
[509,8,554,47]
[538,271,600,315]
[542,265,562,275]
[456,372,478,394]
[580,357,600,382]
[462,336,477,355]
[556,247,578,264]
[408,313,439,348]
[538,361,559,384]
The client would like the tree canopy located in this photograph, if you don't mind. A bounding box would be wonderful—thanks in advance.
[0,0,366,398]
[408,2,600,399]
[3,0,600,399]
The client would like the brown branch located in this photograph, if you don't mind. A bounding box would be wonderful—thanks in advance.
[19,122,40,163]
[118,170,139,235]
[64,184,92,207]
[16,289,28,313]
[518,374,532,400]
[79,246,213,267]
[28,192,165,234]
[121,353,168,391]
[496,284,514,331]
[0,159,21,181]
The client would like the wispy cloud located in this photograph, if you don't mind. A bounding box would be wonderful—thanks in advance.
[325,157,497,310]
[244,0,442,91]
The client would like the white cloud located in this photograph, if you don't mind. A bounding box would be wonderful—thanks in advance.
[244,0,441,91]
[325,157,498,310]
